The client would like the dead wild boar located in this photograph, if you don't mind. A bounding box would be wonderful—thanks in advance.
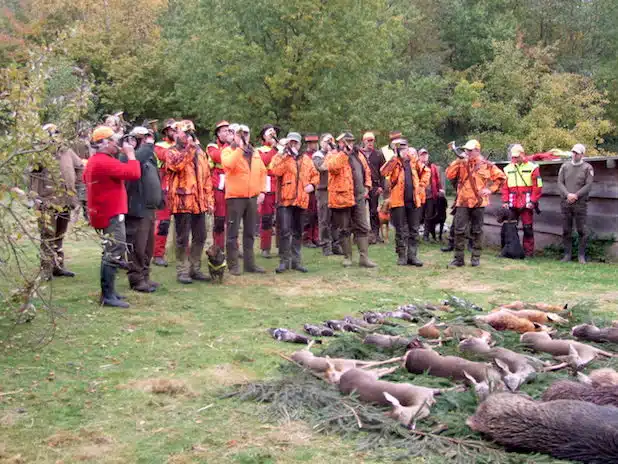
[542,380,618,408]
[467,393,618,463]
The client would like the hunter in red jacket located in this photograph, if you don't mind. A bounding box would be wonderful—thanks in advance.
[256,124,280,258]
[207,120,233,249]
[83,126,141,308]
[501,144,543,256]
[152,119,176,267]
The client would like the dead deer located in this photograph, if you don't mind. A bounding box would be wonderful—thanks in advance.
[520,332,615,370]
[339,368,443,427]
[500,301,568,312]
[363,334,412,349]
[467,392,618,463]
[493,308,568,325]
[572,323,618,344]
[418,318,492,345]
[459,337,542,391]
[290,342,404,383]
[404,348,504,397]
[475,310,552,334]
[418,318,442,339]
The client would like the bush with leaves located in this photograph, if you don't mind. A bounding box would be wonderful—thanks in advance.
[0,41,92,347]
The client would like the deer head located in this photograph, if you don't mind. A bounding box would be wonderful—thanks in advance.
[463,371,490,402]
[494,358,524,392]
[324,358,343,384]
[383,392,431,428]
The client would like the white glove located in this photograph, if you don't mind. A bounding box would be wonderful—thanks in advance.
[304,184,315,194]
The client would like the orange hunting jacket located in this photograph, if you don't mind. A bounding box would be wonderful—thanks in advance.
[166,145,213,214]
[269,153,319,209]
[380,155,431,208]
[325,151,371,209]
[221,146,267,199]
[446,157,506,208]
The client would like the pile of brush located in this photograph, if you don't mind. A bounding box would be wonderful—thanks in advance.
[235,298,618,463]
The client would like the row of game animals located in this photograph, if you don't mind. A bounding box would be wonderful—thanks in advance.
[269,300,478,344]
[270,301,618,463]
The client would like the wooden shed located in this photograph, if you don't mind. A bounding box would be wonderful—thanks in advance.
[483,157,618,258]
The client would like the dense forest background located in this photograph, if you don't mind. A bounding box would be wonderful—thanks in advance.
[2,0,618,160]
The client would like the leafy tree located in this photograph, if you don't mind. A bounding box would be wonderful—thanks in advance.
[166,0,404,134]
[0,41,92,342]
[448,40,613,157]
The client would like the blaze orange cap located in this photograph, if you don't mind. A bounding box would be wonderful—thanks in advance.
[215,120,230,131]
[91,126,115,142]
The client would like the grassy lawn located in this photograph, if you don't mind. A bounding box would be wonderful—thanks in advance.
[1,233,617,463]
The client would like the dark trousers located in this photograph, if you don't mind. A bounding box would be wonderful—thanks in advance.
[332,200,370,239]
[454,207,484,259]
[317,189,339,251]
[278,205,305,266]
[392,204,420,257]
[226,197,258,270]
[97,215,128,297]
[303,193,319,244]
[173,213,206,276]
[561,201,588,255]
[368,187,381,237]
[126,215,155,287]
[38,206,71,275]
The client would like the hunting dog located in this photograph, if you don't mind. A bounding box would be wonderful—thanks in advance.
[206,244,227,283]
[425,196,448,241]
[378,198,392,242]
[496,208,525,259]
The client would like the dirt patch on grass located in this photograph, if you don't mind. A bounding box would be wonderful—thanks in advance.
[200,363,256,387]
[263,421,313,446]
[0,411,21,428]
[0,442,25,464]
[42,429,119,462]
[45,428,113,448]
[167,445,211,464]
[121,377,196,397]
[73,443,115,461]
[429,277,503,294]
[275,276,391,298]
[127,312,196,328]
[223,420,314,452]
[597,291,618,303]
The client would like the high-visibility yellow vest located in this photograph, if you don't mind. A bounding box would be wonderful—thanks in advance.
[207,143,224,169]
[503,161,542,188]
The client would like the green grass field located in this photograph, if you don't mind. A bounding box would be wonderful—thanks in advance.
[1,234,617,463]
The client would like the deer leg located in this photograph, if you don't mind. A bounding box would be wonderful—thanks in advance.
[365,366,399,379]
[434,385,466,395]
[358,356,405,368]
[542,362,569,372]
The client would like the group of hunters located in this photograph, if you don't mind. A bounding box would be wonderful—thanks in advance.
[32,117,595,308]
